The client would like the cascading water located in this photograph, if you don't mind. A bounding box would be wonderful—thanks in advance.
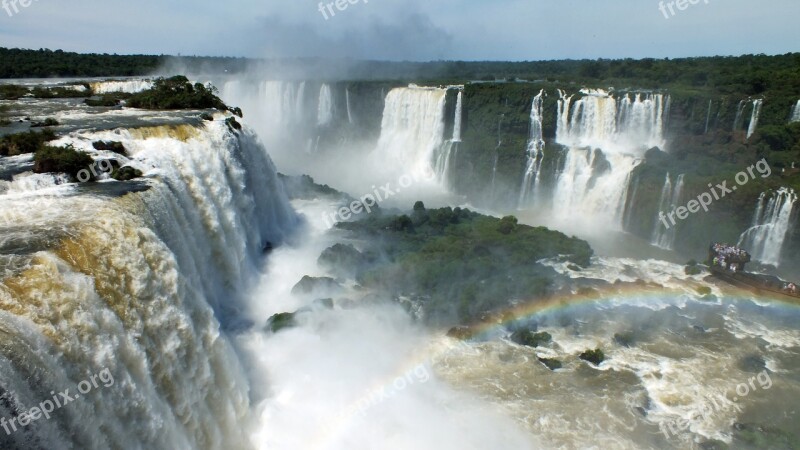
[651,173,684,249]
[738,188,797,267]
[317,84,334,127]
[518,90,546,208]
[374,85,447,180]
[433,88,465,185]
[452,90,463,143]
[704,100,713,134]
[733,100,747,131]
[90,79,153,94]
[747,99,763,139]
[544,89,668,228]
[790,100,800,123]
[0,121,297,449]
[345,87,354,124]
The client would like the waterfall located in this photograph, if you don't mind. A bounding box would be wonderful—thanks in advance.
[733,100,747,131]
[747,99,763,139]
[651,173,684,249]
[0,121,297,448]
[90,79,153,94]
[556,89,667,153]
[544,89,668,228]
[518,90,546,208]
[452,90,463,142]
[345,87,354,124]
[790,100,800,123]
[738,188,797,267]
[376,85,448,179]
[704,100,713,134]
[317,84,334,126]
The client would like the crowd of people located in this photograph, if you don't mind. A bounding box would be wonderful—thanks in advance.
[709,243,751,272]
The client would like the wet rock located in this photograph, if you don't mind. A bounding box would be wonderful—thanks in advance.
[265,312,296,333]
[538,358,562,371]
[510,330,552,348]
[579,348,605,366]
[291,276,342,295]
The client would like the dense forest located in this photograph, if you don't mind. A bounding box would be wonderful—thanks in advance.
[2,47,799,97]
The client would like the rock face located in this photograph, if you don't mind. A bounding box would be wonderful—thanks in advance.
[318,244,367,278]
[265,312,297,333]
[579,348,605,366]
[538,358,562,371]
[291,276,343,296]
[510,330,552,347]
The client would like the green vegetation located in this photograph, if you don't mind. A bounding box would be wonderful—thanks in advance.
[33,144,94,178]
[125,76,228,111]
[0,84,30,100]
[0,129,56,156]
[31,118,59,128]
[0,48,162,78]
[336,202,593,325]
[30,86,90,99]
[111,166,143,181]
[0,104,10,126]
[85,92,131,107]
[579,348,605,366]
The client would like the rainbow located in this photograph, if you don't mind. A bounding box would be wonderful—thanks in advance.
[309,281,800,448]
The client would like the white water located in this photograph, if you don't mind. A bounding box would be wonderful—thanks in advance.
[733,100,747,131]
[0,120,297,448]
[452,90,463,142]
[518,90,546,208]
[318,84,334,126]
[90,79,153,94]
[346,87,354,124]
[377,86,448,180]
[651,173,684,249]
[738,188,797,267]
[556,89,667,153]
[542,89,668,228]
[747,99,763,139]
[791,100,800,123]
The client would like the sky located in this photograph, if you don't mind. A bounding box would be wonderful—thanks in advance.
[0,0,798,61]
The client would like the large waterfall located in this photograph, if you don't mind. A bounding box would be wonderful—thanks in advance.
[738,188,797,267]
[545,89,668,228]
[376,86,448,179]
[518,90,546,208]
[0,121,297,449]
[651,173,684,249]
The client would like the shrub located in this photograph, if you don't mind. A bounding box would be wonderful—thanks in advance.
[497,215,518,235]
[126,76,228,110]
[0,129,56,156]
[33,145,94,178]
[31,117,59,128]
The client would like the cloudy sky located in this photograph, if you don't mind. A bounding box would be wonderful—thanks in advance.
[1,0,798,60]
